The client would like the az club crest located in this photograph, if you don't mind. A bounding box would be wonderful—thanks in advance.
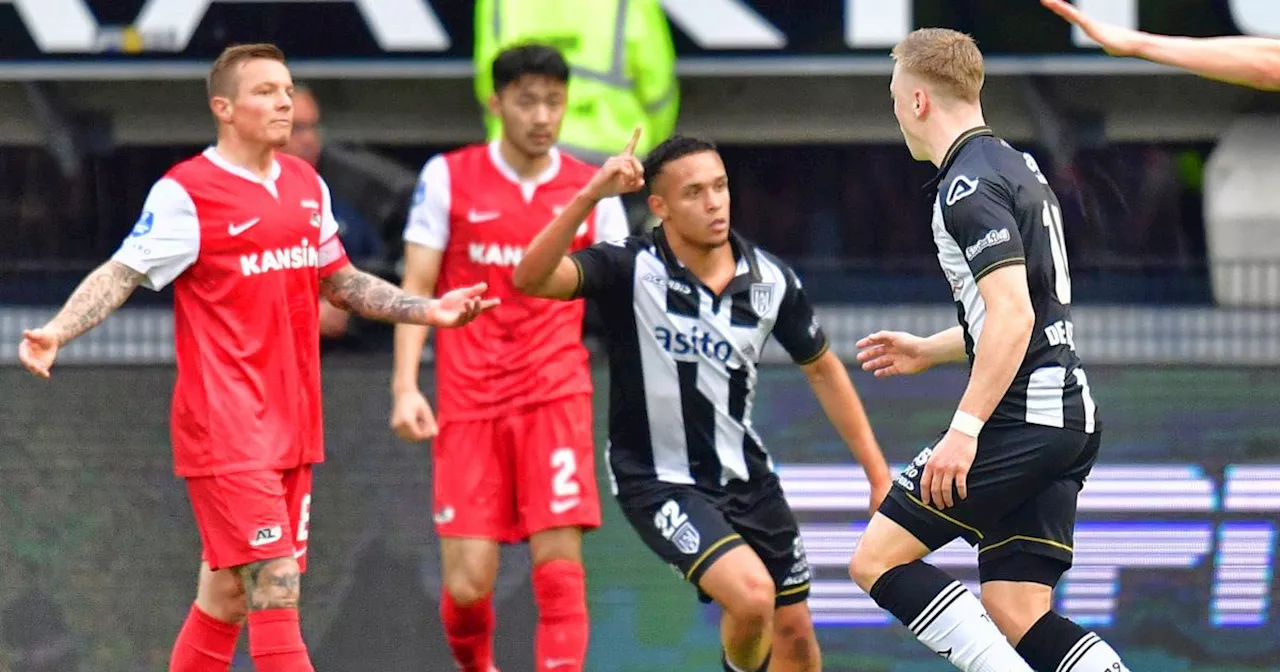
[750,283,774,316]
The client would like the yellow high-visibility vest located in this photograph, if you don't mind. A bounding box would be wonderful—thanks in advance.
[474,0,679,162]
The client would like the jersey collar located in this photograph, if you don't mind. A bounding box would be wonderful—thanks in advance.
[486,141,562,189]
[923,126,994,194]
[653,226,761,299]
[202,147,282,185]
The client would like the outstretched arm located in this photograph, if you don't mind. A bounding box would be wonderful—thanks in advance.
[19,261,145,379]
[1042,0,1280,89]
[44,261,145,345]
[320,264,496,328]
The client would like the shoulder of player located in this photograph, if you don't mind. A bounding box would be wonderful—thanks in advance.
[939,146,1018,213]
[274,151,313,174]
[744,240,799,287]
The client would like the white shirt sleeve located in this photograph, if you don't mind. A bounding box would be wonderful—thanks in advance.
[111,178,200,291]
[593,196,630,244]
[316,176,349,274]
[402,154,451,250]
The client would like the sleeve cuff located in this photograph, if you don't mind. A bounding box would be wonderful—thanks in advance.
[794,339,830,366]
[570,256,586,299]
[972,257,1026,283]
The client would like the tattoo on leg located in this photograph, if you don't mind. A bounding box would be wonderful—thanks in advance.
[237,558,301,611]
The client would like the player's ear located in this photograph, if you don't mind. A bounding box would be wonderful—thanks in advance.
[488,92,502,117]
[647,193,667,221]
[912,88,928,119]
[209,96,233,124]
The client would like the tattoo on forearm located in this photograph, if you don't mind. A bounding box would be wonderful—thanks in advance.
[237,558,302,611]
[49,261,144,344]
[322,268,433,324]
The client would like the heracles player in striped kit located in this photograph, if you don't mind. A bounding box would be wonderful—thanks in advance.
[514,131,891,672]
[847,28,1130,672]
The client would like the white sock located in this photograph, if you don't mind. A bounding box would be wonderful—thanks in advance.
[908,581,1034,672]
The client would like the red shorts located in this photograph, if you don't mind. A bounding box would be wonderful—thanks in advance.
[186,465,314,572]
[433,394,601,543]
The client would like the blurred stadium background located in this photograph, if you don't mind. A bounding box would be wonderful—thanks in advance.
[2,1,1279,671]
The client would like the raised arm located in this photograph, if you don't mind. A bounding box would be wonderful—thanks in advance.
[514,128,645,299]
[1042,0,1280,90]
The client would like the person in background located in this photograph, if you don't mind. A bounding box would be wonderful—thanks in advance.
[283,85,386,338]
[474,0,679,168]
[392,45,629,672]
[1042,0,1280,90]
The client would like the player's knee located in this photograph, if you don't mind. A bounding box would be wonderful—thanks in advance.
[981,586,1052,643]
[204,585,249,623]
[721,569,775,631]
[773,607,820,668]
[237,557,301,611]
[847,540,896,593]
[529,527,583,566]
[443,566,497,607]
[197,565,249,623]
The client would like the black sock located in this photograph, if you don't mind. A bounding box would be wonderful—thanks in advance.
[721,649,770,671]
[867,560,1030,671]
[1016,611,1129,672]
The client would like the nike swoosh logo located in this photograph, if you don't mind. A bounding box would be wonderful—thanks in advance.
[549,498,580,515]
[467,209,500,223]
[293,546,308,559]
[228,218,261,235]
[544,658,578,669]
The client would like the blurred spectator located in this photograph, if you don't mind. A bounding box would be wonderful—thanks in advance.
[473,0,679,166]
[284,85,385,338]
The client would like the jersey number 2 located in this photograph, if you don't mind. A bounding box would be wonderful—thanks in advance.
[551,448,580,498]
[1041,201,1072,305]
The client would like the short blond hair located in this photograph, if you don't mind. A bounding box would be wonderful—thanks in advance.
[891,28,984,103]
[207,43,286,100]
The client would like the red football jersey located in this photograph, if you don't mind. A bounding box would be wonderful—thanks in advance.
[404,143,629,422]
[113,148,349,477]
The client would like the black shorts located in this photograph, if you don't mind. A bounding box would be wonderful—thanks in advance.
[880,423,1101,587]
[618,474,810,607]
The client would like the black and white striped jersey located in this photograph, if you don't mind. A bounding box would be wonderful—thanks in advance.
[926,127,1099,433]
[570,228,829,496]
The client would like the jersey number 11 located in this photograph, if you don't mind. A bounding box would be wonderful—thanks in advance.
[1041,201,1072,305]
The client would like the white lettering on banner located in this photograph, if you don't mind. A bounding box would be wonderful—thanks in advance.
[658,0,786,49]
[1,0,449,53]
[5,0,1280,54]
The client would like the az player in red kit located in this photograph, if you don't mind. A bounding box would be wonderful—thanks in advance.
[17,44,496,672]
[390,45,628,672]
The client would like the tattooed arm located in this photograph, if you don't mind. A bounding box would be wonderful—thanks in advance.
[18,261,145,378]
[319,264,498,328]
[45,261,146,344]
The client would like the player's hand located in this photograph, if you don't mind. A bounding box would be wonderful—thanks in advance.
[856,331,934,377]
[920,429,977,509]
[390,389,438,442]
[585,127,645,200]
[1041,0,1143,57]
[426,283,501,328]
[18,328,59,379]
